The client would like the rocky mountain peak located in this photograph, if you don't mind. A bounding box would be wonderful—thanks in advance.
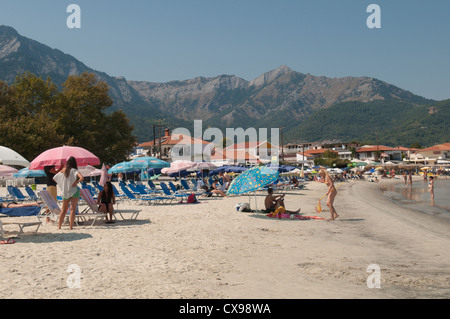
[249,65,293,87]
[0,25,21,58]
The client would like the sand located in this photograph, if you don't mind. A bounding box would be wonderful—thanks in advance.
[1,177,449,299]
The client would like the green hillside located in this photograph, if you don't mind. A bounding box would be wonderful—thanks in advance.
[288,99,449,147]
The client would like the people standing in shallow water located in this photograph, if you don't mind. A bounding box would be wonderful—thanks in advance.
[319,169,339,221]
[428,176,435,202]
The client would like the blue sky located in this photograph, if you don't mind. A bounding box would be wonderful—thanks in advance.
[1,0,449,100]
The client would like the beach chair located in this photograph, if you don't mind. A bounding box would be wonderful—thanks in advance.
[38,190,62,222]
[38,190,94,227]
[111,184,125,200]
[120,185,158,205]
[25,186,39,201]
[147,180,156,191]
[160,182,190,202]
[7,186,28,202]
[180,180,204,196]
[0,205,42,239]
[79,188,141,221]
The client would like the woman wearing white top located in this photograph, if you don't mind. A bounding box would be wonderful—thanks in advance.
[53,156,84,230]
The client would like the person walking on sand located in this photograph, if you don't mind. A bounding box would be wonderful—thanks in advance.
[403,172,408,185]
[319,169,339,221]
[408,171,413,186]
[53,156,84,230]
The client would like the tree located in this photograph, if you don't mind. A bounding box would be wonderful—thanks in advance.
[409,142,422,149]
[0,72,136,165]
[58,72,136,164]
[0,73,64,161]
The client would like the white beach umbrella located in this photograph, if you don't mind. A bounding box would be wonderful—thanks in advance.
[0,146,30,167]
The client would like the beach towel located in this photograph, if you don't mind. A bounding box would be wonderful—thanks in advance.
[266,212,325,220]
[0,206,41,217]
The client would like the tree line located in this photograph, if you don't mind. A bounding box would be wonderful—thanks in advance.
[0,72,136,166]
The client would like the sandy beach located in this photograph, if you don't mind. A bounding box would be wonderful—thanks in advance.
[1,177,449,299]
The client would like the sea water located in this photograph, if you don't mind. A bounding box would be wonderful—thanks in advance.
[380,178,450,220]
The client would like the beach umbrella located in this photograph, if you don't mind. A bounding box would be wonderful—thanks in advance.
[227,165,279,212]
[0,165,19,177]
[191,161,217,171]
[30,146,100,170]
[13,167,46,178]
[99,164,109,186]
[354,162,368,167]
[108,161,136,174]
[78,165,97,176]
[129,156,170,169]
[161,160,196,175]
[227,165,279,196]
[0,146,31,167]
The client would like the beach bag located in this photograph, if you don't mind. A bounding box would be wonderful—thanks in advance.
[236,203,251,212]
[187,193,197,203]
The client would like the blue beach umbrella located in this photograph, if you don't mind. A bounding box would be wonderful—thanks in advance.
[108,161,136,174]
[129,156,170,169]
[13,167,46,178]
[227,165,279,212]
[227,165,279,195]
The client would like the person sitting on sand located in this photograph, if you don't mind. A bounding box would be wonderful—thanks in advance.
[211,179,227,197]
[264,188,300,214]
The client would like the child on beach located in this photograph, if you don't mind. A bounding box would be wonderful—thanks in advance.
[97,181,116,223]
[319,169,339,221]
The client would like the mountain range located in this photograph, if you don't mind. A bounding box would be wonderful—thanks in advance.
[1,25,447,147]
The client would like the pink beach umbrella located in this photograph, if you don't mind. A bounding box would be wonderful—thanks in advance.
[161,160,196,175]
[30,146,100,170]
[0,165,19,177]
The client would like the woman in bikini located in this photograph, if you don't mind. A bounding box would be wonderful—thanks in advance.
[97,181,116,223]
[319,169,339,221]
[0,202,41,209]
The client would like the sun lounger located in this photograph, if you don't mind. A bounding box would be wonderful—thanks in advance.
[160,182,191,202]
[7,186,28,202]
[39,190,101,227]
[120,185,160,205]
[37,190,62,222]
[0,205,42,239]
[24,186,39,201]
[79,188,141,221]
